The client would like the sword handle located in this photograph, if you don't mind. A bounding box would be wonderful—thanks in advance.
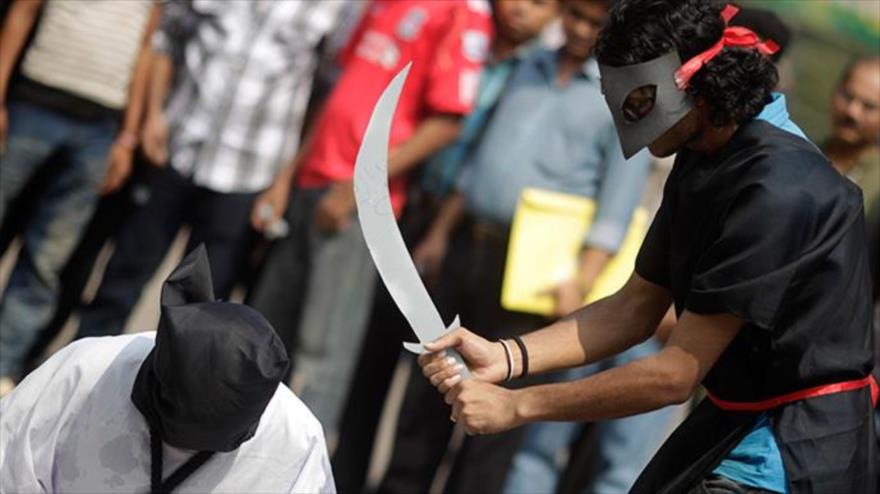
[402,342,473,380]
[446,348,473,380]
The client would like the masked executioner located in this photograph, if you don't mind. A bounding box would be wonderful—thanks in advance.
[1,247,335,493]
[418,1,877,493]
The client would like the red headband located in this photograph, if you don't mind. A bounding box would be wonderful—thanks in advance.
[674,5,780,90]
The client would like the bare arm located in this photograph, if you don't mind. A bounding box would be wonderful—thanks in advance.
[386,114,462,178]
[102,2,162,193]
[422,273,673,383]
[412,191,466,281]
[121,3,161,140]
[0,0,42,102]
[0,0,43,152]
[519,273,672,375]
[139,51,174,165]
[313,113,463,232]
[443,310,743,434]
[513,311,743,423]
[553,247,612,316]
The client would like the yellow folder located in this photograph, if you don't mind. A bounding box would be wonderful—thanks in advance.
[501,188,649,316]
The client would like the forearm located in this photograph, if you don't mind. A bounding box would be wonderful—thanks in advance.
[426,192,465,239]
[387,114,462,178]
[576,247,611,292]
[119,4,162,137]
[514,348,689,424]
[0,0,43,101]
[146,53,173,118]
[517,276,671,375]
[513,310,744,424]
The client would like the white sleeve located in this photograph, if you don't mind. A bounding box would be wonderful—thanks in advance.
[0,342,89,494]
[288,428,336,494]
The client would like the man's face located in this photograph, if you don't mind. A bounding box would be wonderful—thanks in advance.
[561,0,608,60]
[495,0,560,44]
[831,61,880,147]
[648,108,701,158]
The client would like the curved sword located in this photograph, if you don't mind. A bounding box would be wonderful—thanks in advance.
[354,63,470,378]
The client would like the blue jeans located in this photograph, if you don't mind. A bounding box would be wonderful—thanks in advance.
[0,101,115,378]
[503,338,675,494]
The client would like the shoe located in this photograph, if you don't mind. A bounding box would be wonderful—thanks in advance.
[0,377,15,398]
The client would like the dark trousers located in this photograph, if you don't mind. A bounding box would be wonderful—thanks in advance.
[687,475,779,494]
[378,217,548,494]
[76,166,257,338]
[331,195,442,493]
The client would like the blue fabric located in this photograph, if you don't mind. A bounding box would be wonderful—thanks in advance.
[421,53,523,196]
[0,100,116,378]
[713,415,788,493]
[711,93,808,494]
[503,338,674,494]
[459,48,651,252]
[755,93,808,141]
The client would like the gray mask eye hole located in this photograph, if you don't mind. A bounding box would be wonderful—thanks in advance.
[622,85,657,123]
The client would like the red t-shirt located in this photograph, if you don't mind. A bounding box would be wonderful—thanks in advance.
[297,0,493,215]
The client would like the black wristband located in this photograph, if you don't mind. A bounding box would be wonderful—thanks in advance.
[512,336,529,379]
[498,339,514,382]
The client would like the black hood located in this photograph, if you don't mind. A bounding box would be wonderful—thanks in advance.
[131,246,289,452]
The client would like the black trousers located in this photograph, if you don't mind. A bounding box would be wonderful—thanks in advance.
[377,217,548,494]
[76,166,257,338]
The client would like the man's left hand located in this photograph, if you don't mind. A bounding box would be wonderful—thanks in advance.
[315,181,356,232]
[101,142,134,195]
[445,380,522,435]
[551,278,587,317]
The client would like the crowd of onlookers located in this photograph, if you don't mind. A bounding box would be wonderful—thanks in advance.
[0,0,877,492]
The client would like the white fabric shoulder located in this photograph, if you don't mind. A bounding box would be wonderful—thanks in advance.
[0,334,154,493]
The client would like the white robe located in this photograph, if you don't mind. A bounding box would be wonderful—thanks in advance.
[0,333,335,494]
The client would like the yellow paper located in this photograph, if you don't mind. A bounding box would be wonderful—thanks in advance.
[501,188,648,316]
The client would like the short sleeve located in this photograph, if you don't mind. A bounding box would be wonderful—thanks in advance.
[635,194,672,289]
[335,5,371,68]
[685,183,818,329]
[423,2,492,115]
[150,0,193,59]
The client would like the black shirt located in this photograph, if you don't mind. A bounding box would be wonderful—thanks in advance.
[630,120,876,494]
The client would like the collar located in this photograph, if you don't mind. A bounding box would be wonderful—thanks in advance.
[535,49,600,84]
[756,92,790,129]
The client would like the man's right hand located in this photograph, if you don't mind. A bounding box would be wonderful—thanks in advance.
[251,179,291,232]
[141,112,169,165]
[0,105,7,155]
[418,327,508,392]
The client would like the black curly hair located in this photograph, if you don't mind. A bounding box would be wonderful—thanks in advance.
[596,0,779,127]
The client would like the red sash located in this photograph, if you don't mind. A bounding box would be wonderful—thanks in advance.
[707,375,879,412]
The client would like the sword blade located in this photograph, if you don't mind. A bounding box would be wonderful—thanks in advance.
[354,64,470,377]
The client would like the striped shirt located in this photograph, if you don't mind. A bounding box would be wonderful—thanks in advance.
[21,0,153,110]
[152,0,345,193]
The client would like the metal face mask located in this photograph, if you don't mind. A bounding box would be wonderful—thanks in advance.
[599,51,693,159]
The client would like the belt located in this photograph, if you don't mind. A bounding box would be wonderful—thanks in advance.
[707,375,879,412]
[460,217,510,247]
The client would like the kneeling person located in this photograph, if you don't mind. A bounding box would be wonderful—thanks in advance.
[0,246,334,493]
